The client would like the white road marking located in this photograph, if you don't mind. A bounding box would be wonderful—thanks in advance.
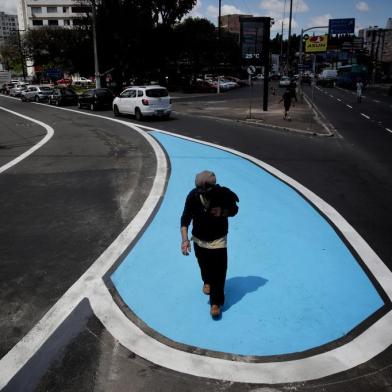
[361,113,371,120]
[386,128,392,134]
[346,104,353,109]
[329,94,334,98]
[337,98,342,102]
[1,104,392,385]
[0,107,54,174]
[373,99,380,103]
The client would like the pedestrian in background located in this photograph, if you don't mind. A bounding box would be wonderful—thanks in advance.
[280,88,292,120]
[180,171,239,318]
[356,79,364,103]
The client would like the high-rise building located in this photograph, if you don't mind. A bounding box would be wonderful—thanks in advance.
[0,11,19,44]
[387,18,392,29]
[17,0,90,31]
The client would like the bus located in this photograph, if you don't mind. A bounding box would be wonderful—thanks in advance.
[336,64,368,89]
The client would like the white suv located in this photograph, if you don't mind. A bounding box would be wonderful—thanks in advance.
[112,85,172,120]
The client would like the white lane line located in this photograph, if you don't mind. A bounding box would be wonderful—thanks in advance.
[329,94,334,98]
[361,113,371,120]
[1,104,392,386]
[337,98,342,102]
[0,107,54,174]
[373,99,380,103]
[386,128,392,134]
[346,104,353,109]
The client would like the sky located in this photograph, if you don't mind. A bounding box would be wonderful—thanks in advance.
[1,0,391,37]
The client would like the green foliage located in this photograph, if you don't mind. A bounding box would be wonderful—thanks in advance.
[23,27,93,74]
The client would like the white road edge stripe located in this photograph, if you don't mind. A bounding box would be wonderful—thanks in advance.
[0,107,54,174]
[1,103,392,386]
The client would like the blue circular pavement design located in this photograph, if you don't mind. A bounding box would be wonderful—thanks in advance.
[111,131,384,356]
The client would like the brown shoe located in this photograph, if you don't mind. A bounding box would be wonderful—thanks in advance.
[210,305,221,317]
[202,284,210,295]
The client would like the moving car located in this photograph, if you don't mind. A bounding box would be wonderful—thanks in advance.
[77,88,114,110]
[317,69,337,87]
[21,85,54,102]
[49,87,78,106]
[112,85,171,120]
[279,76,291,87]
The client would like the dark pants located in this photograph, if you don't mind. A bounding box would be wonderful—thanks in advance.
[194,243,227,306]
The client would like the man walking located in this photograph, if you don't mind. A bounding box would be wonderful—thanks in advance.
[180,171,239,318]
[280,87,292,120]
[356,79,364,103]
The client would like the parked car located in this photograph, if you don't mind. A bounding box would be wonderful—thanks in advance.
[73,76,93,86]
[21,85,54,102]
[56,78,72,86]
[300,73,312,85]
[77,88,114,110]
[9,83,28,97]
[190,79,216,93]
[279,76,291,87]
[49,87,78,106]
[112,85,172,120]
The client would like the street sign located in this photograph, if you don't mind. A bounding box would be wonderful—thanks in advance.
[305,35,328,52]
[328,18,355,35]
[247,65,256,75]
[303,34,309,41]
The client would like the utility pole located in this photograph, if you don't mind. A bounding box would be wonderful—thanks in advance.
[14,29,27,82]
[91,0,101,88]
[286,0,293,72]
[217,0,221,93]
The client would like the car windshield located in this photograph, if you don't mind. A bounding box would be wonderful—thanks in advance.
[95,89,112,96]
[146,88,168,98]
[40,86,53,91]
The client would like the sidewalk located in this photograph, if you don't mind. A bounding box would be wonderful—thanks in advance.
[172,84,335,136]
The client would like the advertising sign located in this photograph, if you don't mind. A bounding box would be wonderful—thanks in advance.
[240,17,267,60]
[305,34,328,52]
[329,18,355,35]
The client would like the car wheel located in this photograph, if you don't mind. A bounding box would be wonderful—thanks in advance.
[113,105,120,117]
[55,99,59,106]
[35,96,39,103]
[90,103,96,111]
[135,108,143,121]
[77,102,82,109]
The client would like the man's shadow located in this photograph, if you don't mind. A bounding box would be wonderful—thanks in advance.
[223,276,268,312]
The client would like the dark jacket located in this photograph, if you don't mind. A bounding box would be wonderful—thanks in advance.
[181,185,239,242]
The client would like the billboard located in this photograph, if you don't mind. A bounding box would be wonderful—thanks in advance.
[240,17,268,60]
[329,18,355,35]
[305,34,328,52]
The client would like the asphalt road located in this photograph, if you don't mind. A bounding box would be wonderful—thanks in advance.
[1,91,392,391]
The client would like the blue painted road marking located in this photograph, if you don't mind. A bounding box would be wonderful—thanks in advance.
[111,131,384,356]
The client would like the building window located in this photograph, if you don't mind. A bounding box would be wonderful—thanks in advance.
[64,19,70,26]
[63,7,68,13]
[71,6,90,13]
[32,19,43,26]
[31,7,42,14]
[48,19,58,26]
[47,7,57,13]
[72,18,84,26]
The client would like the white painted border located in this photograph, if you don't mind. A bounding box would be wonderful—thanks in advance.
[0,107,54,174]
[0,103,391,387]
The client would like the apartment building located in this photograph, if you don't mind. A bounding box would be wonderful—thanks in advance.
[0,11,19,44]
[17,0,90,31]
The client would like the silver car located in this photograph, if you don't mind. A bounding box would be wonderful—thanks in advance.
[10,83,28,97]
[21,85,54,102]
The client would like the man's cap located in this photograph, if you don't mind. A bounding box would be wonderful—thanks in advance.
[195,170,216,189]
